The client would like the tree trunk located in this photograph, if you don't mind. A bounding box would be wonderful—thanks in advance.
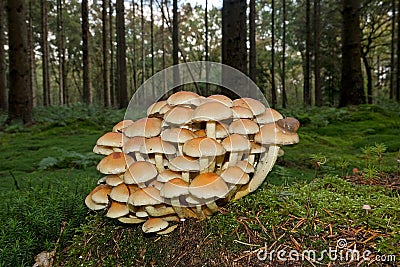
[340,0,365,106]
[116,0,128,108]
[205,0,209,93]
[281,0,287,108]
[361,53,373,104]
[390,0,395,100]
[41,0,51,106]
[397,0,400,102]
[132,0,137,96]
[57,0,65,105]
[304,0,311,106]
[150,0,155,98]
[28,0,36,108]
[82,0,92,104]
[140,0,145,86]
[109,0,115,106]
[6,0,34,125]
[314,0,322,106]
[249,0,256,83]
[172,0,180,92]
[271,0,276,106]
[0,0,8,111]
[161,0,166,92]
[222,0,247,98]
[103,0,111,107]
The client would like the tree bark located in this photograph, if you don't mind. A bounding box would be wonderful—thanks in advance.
[0,0,8,111]
[205,0,209,93]
[150,0,155,97]
[340,0,365,106]
[116,0,128,108]
[397,0,400,102]
[41,0,51,106]
[103,0,111,107]
[82,0,92,104]
[172,0,180,92]
[271,0,276,106]
[249,0,256,83]
[361,53,373,104]
[28,0,36,108]
[304,0,311,106]
[390,0,395,100]
[6,0,34,125]
[109,0,115,106]
[140,0,145,85]
[281,0,287,108]
[57,0,65,105]
[314,0,322,106]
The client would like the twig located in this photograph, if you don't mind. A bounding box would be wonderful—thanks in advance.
[9,171,20,190]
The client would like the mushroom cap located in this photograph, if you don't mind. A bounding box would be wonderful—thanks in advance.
[128,187,163,206]
[105,174,124,186]
[142,217,169,233]
[233,98,266,116]
[123,136,146,153]
[231,106,254,119]
[164,106,194,125]
[276,117,300,133]
[189,172,229,199]
[93,145,114,155]
[194,129,206,137]
[255,108,283,124]
[160,178,189,198]
[192,102,232,122]
[220,166,250,184]
[109,183,130,202]
[221,134,251,152]
[147,100,168,116]
[167,91,201,106]
[124,161,158,184]
[140,136,176,155]
[161,128,196,143]
[215,122,229,139]
[157,170,182,182]
[183,137,226,157]
[362,204,372,210]
[97,152,134,174]
[236,160,255,173]
[112,120,134,132]
[254,123,299,145]
[148,179,164,190]
[124,117,162,138]
[169,155,201,172]
[96,132,124,147]
[205,94,233,107]
[85,184,109,210]
[250,142,267,154]
[106,201,129,218]
[229,119,260,135]
[90,184,112,204]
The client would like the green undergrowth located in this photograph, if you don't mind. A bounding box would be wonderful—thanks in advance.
[0,103,399,266]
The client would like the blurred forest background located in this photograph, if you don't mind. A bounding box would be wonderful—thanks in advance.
[1,0,399,125]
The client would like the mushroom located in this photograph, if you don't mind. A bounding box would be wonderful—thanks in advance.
[163,106,194,129]
[124,117,162,138]
[246,142,267,165]
[145,204,176,217]
[128,186,163,207]
[189,172,229,214]
[157,224,179,235]
[185,195,204,218]
[140,136,176,172]
[109,183,130,203]
[85,184,110,210]
[160,178,189,218]
[167,91,201,107]
[231,106,254,120]
[123,136,146,161]
[236,160,255,174]
[277,117,301,133]
[255,108,284,124]
[112,120,134,132]
[168,155,201,182]
[220,166,250,201]
[124,161,158,187]
[97,152,135,175]
[90,184,112,205]
[142,217,169,234]
[228,119,259,140]
[192,101,232,139]
[232,98,266,116]
[106,201,130,218]
[183,137,226,173]
[204,94,233,107]
[160,128,196,155]
[96,132,124,152]
[157,169,182,182]
[105,174,124,186]
[147,100,168,118]
[93,145,114,155]
[118,215,147,224]
[221,134,251,168]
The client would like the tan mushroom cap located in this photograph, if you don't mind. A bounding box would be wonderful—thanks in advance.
[147,100,168,116]
[164,106,194,125]
[90,184,112,204]
[106,201,129,218]
[140,136,176,155]
[221,134,251,152]
[124,161,158,184]
[97,152,134,174]
[250,142,267,153]
[255,108,283,124]
[215,122,229,139]
[124,117,162,138]
[192,102,232,122]
[205,94,233,107]
[128,187,163,206]
[167,91,201,106]
[123,136,146,153]
[183,137,226,157]
[236,160,255,173]
[276,117,300,133]
[231,106,254,119]
[96,132,124,147]
[160,178,189,198]
[220,166,250,184]
[105,174,124,186]
[161,128,196,143]
[194,129,206,137]
[169,156,201,172]
[157,170,182,182]
[109,183,130,202]
[254,123,299,145]
[189,172,229,199]
[85,184,110,210]
[142,217,169,233]
[112,120,134,132]
[229,119,260,135]
[93,145,114,155]
[233,98,266,116]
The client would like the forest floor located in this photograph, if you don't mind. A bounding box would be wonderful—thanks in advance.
[0,103,399,266]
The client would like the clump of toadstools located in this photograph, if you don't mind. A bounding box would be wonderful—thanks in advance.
[86,91,300,234]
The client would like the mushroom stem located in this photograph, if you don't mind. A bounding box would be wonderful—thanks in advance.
[177,143,184,156]
[206,121,216,139]
[154,153,165,172]
[135,151,145,161]
[181,171,190,182]
[207,157,216,172]
[248,153,256,165]
[145,205,176,217]
[205,200,219,214]
[199,157,209,173]
[171,197,185,219]
[222,152,239,169]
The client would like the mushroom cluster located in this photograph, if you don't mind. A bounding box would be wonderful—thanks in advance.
[85,91,300,234]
